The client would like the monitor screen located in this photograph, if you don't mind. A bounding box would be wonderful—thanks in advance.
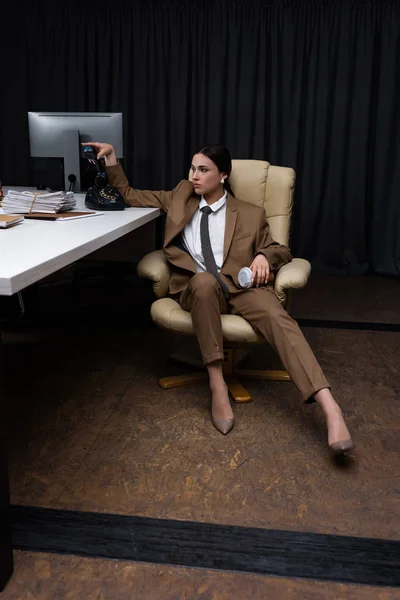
[28,112,123,192]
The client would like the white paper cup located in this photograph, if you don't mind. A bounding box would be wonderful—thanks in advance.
[238,267,254,289]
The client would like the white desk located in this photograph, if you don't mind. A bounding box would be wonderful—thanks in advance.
[0,190,161,591]
[0,192,161,296]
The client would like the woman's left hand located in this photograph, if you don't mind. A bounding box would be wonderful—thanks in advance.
[249,254,270,287]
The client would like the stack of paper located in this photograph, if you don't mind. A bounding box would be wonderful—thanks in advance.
[2,190,76,214]
[0,214,24,228]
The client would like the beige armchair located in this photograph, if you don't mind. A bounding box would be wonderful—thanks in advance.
[137,160,311,403]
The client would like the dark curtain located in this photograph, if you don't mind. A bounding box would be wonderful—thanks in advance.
[1,0,399,276]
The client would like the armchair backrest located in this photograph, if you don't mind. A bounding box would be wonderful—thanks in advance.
[189,160,295,247]
[229,160,295,247]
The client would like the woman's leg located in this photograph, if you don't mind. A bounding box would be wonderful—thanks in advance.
[206,360,233,429]
[180,273,233,432]
[314,388,353,452]
[229,287,353,451]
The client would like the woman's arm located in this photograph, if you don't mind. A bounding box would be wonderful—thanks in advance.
[81,142,173,212]
[105,162,173,212]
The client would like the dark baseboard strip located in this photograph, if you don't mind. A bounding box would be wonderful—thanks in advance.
[11,505,400,587]
[296,319,400,332]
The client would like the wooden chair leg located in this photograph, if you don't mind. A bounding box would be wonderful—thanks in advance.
[158,372,208,389]
[161,345,289,395]
[226,378,252,403]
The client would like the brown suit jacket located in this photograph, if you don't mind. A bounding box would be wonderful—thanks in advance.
[106,162,293,296]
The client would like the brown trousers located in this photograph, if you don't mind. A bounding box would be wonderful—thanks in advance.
[179,272,329,402]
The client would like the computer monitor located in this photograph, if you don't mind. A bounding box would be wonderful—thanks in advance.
[28,112,123,192]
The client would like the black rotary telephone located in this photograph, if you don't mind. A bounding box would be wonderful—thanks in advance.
[83,145,126,211]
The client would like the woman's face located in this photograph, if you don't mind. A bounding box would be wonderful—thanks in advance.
[191,153,225,196]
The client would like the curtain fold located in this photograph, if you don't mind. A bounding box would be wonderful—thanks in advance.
[1,1,399,275]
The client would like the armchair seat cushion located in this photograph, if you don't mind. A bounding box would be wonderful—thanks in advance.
[151,298,263,344]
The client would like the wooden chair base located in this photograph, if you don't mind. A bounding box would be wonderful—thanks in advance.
[158,348,291,403]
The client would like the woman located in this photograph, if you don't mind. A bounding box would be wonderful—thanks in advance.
[82,141,354,455]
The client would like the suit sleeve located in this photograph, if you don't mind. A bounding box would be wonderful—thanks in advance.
[254,209,292,271]
[105,162,175,212]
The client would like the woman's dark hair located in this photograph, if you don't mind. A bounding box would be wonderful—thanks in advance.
[197,144,235,197]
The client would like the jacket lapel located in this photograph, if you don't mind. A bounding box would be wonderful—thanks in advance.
[223,194,238,263]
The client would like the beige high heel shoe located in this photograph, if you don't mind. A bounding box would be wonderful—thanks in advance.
[212,416,234,435]
[329,438,355,455]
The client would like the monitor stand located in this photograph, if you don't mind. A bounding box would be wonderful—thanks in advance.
[63,130,81,192]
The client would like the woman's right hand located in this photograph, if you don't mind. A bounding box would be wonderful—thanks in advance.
[81,142,118,166]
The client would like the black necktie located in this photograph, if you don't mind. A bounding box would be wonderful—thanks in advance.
[200,205,229,299]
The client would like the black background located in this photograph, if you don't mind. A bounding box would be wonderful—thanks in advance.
[1,0,399,275]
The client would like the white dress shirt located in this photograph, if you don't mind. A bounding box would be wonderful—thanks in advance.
[181,192,227,273]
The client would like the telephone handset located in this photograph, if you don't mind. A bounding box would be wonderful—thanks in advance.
[83,146,125,211]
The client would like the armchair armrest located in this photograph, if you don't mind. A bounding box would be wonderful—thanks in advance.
[137,250,171,299]
[274,258,311,304]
